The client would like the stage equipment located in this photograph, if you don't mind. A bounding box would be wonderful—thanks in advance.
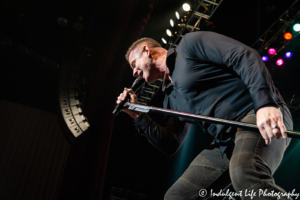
[1,37,89,140]
[170,19,174,27]
[161,38,167,44]
[59,63,90,138]
[268,48,276,55]
[293,23,300,31]
[276,59,284,66]
[252,0,300,55]
[175,11,180,20]
[285,52,292,58]
[166,29,172,37]
[123,102,300,139]
[284,32,293,40]
[170,0,223,47]
[182,3,191,11]
[262,56,269,61]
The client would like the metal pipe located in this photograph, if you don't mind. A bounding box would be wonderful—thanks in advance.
[125,102,300,139]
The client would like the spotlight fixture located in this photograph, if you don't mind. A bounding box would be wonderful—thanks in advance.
[170,19,174,27]
[268,48,276,55]
[276,59,284,66]
[166,29,172,37]
[182,3,191,11]
[285,52,292,58]
[175,11,180,20]
[284,32,292,40]
[262,56,269,62]
[293,23,300,32]
[161,38,167,44]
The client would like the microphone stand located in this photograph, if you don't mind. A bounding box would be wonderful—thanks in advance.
[123,102,300,139]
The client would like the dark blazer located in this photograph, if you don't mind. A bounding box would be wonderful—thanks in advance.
[134,31,286,156]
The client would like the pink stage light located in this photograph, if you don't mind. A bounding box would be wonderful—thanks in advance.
[268,48,276,55]
[276,59,284,66]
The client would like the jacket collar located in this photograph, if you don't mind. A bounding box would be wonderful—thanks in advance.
[166,48,176,77]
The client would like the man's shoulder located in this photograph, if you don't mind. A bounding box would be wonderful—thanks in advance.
[178,31,221,48]
[183,31,223,41]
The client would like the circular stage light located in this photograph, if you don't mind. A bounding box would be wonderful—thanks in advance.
[262,56,269,62]
[276,59,284,66]
[284,32,292,40]
[182,3,191,11]
[285,52,292,58]
[268,48,276,55]
[293,23,300,32]
[161,38,167,44]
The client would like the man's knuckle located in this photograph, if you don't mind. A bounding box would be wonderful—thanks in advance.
[258,122,264,127]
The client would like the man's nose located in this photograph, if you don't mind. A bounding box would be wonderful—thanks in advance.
[133,69,138,77]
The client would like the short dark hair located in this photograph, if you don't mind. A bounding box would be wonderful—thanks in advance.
[125,38,161,61]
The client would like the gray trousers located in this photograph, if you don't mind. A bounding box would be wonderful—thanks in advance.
[164,104,293,200]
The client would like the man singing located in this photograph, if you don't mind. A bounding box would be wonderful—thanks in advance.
[116,31,293,199]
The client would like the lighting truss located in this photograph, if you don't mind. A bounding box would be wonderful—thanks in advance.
[251,0,300,113]
[170,0,223,48]
[137,81,162,105]
[251,0,300,56]
[136,0,223,105]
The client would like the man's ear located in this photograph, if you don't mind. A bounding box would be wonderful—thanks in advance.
[142,45,151,57]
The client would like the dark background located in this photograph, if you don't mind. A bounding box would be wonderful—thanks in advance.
[0,0,300,199]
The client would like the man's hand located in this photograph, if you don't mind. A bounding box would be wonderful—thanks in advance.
[256,106,287,145]
[116,88,141,120]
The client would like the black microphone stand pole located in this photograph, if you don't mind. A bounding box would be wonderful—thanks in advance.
[123,102,300,139]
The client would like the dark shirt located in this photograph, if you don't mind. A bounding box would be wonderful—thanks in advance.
[134,31,286,156]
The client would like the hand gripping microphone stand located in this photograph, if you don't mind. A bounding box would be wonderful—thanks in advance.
[121,102,300,139]
[112,77,300,139]
[112,76,145,116]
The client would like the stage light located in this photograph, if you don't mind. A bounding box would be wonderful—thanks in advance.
[268,48,276,55]
[182,3,191,11]
[161,38,167,44]
[262,56,269,62]
[175,12,180,20]
[166,29,172,37]
[293,23,300,32]
[285,52,292,58]
[170,19,174,27]
[276,59,284,66]
[284,32,292,40]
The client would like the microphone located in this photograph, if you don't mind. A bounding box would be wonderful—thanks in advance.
[112,76,145,116]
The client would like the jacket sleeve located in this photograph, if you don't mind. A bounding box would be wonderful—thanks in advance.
[181,31,278,112]
[133,113,191,156]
